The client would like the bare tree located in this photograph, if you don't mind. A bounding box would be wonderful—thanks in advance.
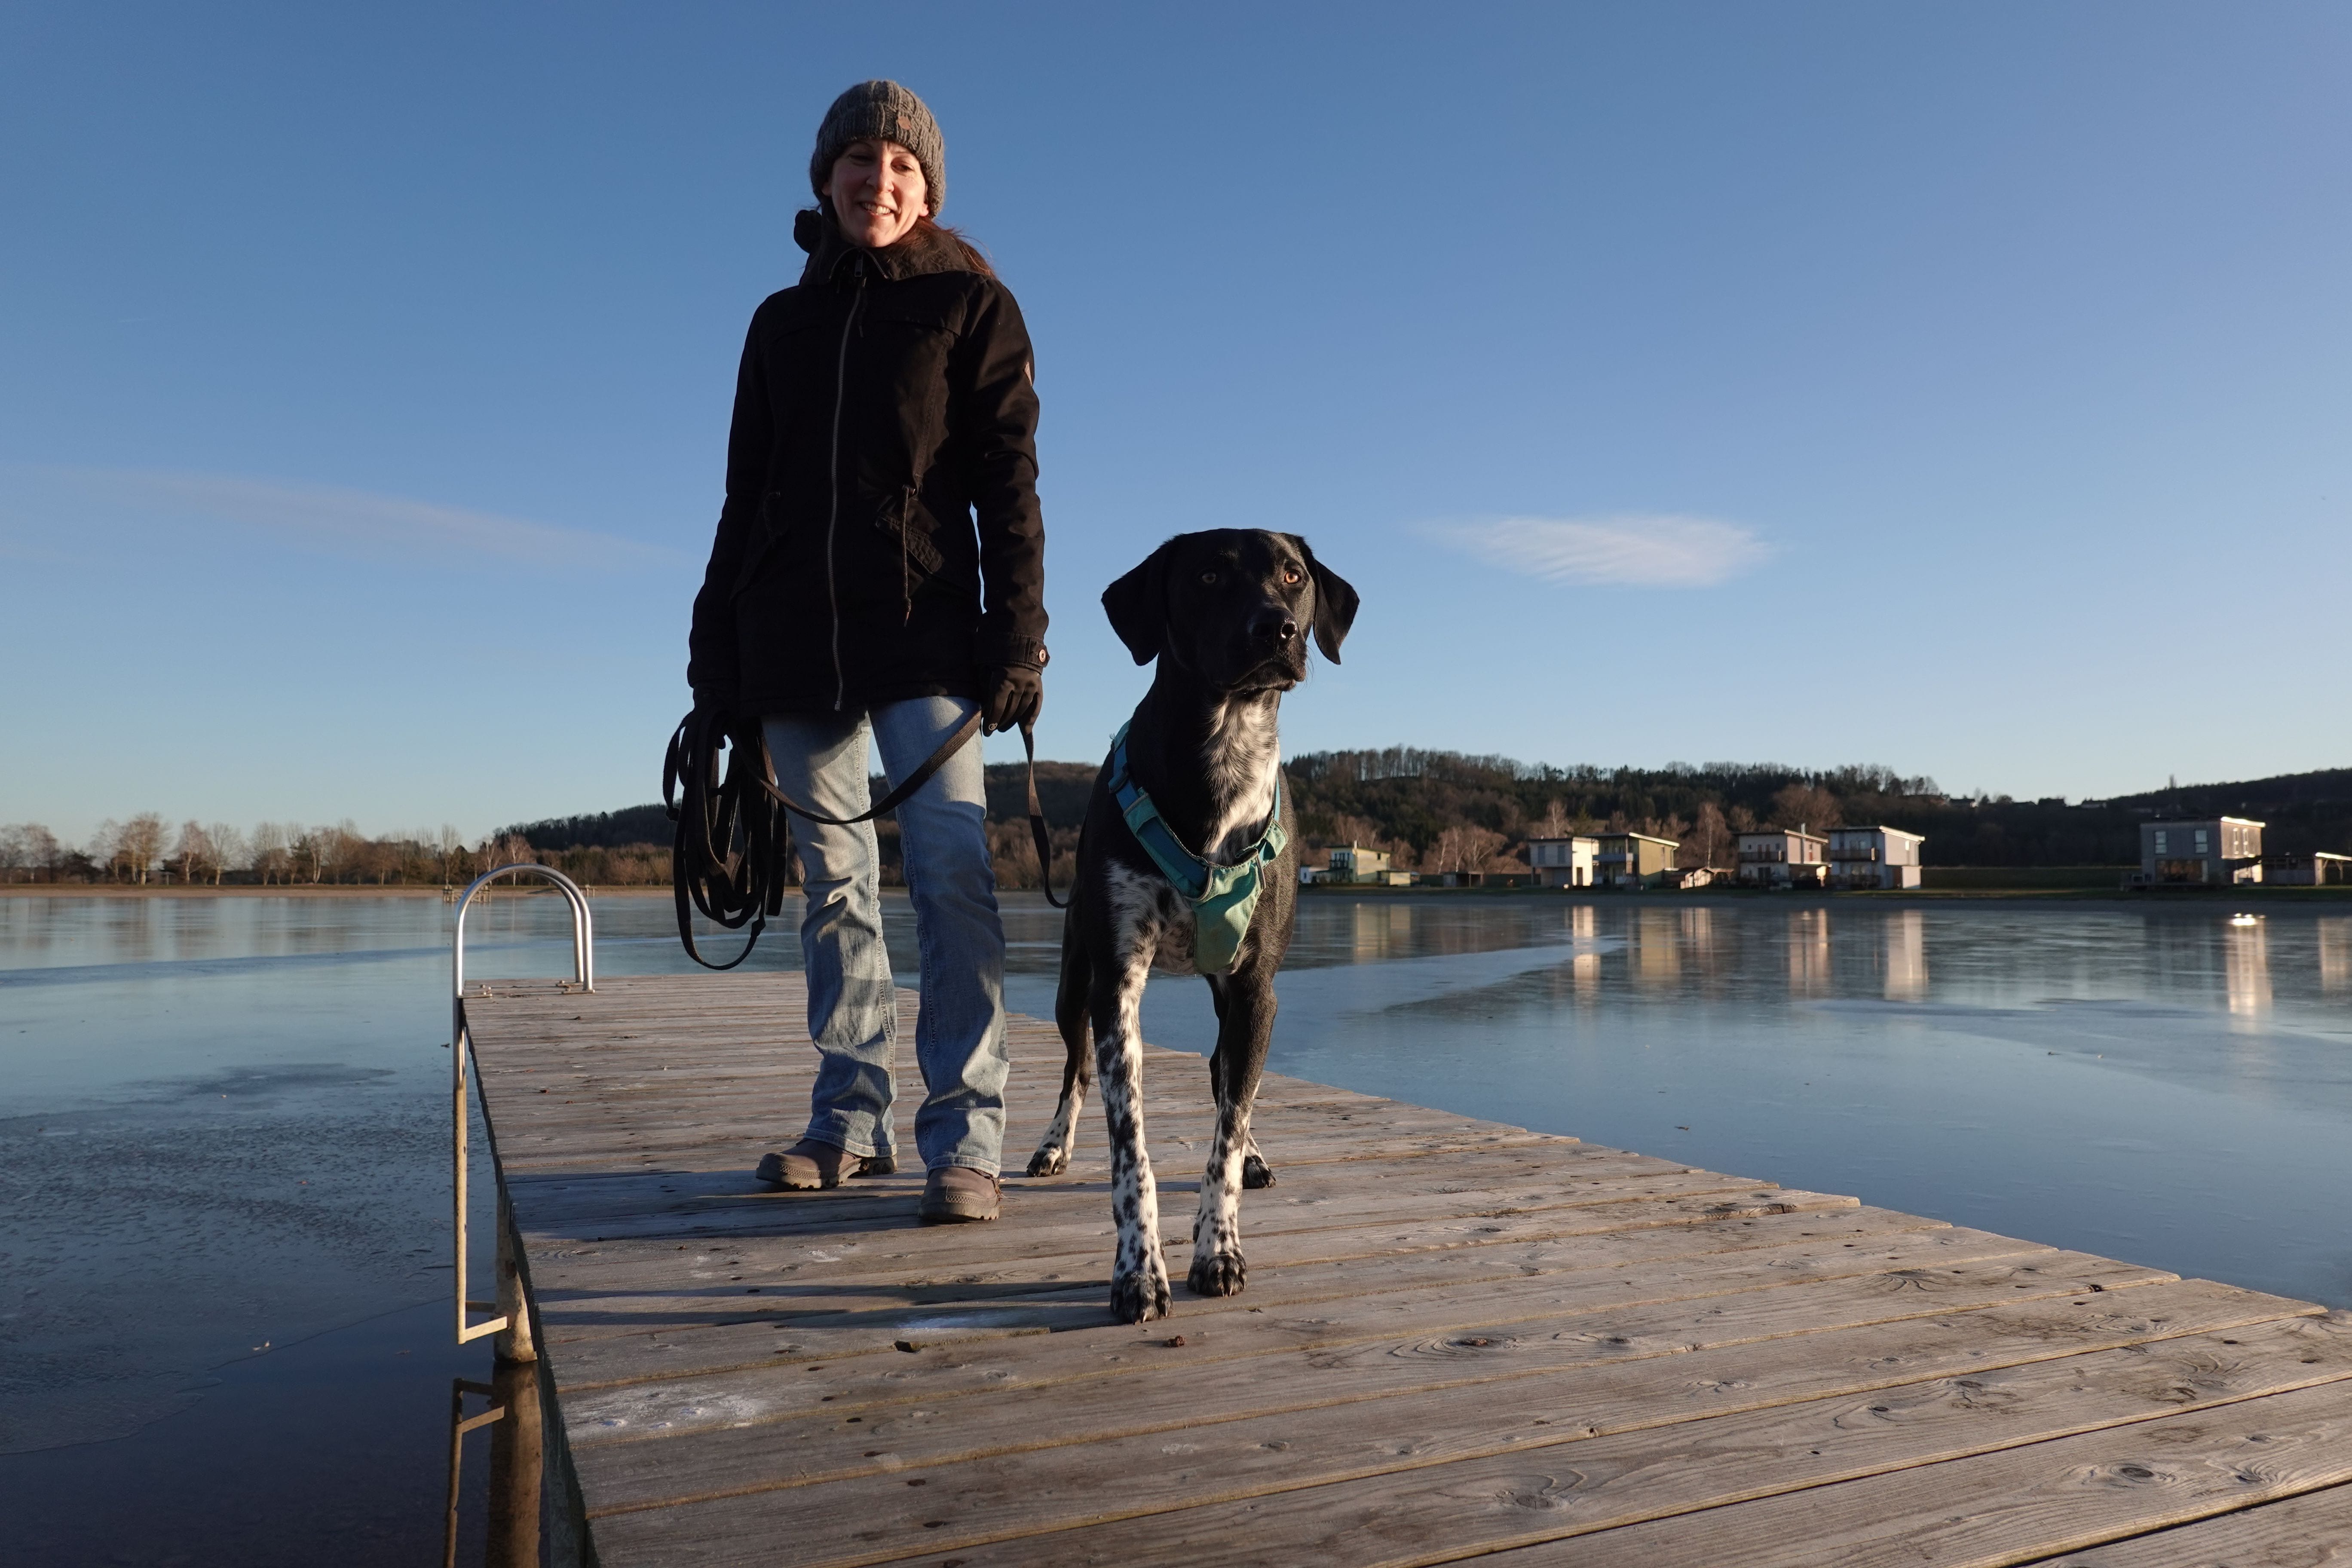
[480,833,537,872]
[435,824,464,886]
[106,814,168,884]
[0,824,28,883]
[1428,824,1506,876]
[7,823,61,882]
[1769,783,1843,831]
[1680,801,1731,869]
[205,823,248,884]
[249,822,291,885]
[171,821,215,885]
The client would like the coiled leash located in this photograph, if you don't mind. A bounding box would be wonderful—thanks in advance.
[663,707,1067,971]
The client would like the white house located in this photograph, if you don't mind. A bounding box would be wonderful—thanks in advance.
[1523,835,1598,889]
[1826,826,1925,889]
[1736,827,1829,888]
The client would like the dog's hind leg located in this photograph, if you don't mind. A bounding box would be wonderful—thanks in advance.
[1026,912,1093,1177]
[1096,929,1170,1323]
[1191,975,1275,1297]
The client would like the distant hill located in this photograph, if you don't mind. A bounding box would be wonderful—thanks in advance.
[508,754,2352,868]
[505,760,1102,853]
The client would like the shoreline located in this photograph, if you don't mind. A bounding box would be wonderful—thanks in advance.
[6,882,2346,904]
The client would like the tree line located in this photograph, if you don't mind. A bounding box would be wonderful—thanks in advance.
[0,816,671,888]
[12,758,2342,890]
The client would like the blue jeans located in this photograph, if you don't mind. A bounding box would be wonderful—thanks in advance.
[763,696,1007,1175]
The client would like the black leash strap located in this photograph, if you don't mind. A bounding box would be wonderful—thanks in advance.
[664,707,1066,970]
[1023,722,1070,910]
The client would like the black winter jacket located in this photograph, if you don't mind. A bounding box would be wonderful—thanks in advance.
[688,218,1048,715]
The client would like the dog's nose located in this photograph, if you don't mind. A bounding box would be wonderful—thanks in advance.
[1251,609,1299,644]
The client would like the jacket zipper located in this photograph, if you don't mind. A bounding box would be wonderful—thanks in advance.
[825,255,868,710]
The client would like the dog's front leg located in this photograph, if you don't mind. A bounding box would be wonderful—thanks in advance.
[1096,940,1170,1323]
[1191,975,1275,1297]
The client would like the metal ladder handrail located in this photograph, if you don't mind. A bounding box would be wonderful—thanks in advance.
[452,863,594,1345]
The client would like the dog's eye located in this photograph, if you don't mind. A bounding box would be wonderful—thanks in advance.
[1282,568,1302,585]
[1200,571,1218,585]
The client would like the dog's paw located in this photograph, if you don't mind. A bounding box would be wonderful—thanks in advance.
[1241,1154,1275,1189]
[1187,1250,1247,1298]
[1025,1144,1069,1178]
[1110,1265,1173,1323]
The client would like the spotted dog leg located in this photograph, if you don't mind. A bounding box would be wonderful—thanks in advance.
[1025,1080,1087,1177]
[1188,1099,1251,1296]
[1096,938,1169,1323]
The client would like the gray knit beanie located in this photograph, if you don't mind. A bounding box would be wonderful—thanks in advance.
[809,80,945,217]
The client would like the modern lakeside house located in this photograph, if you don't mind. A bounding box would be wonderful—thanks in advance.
[1826,826,1926,890]
[1736,826,1830,888]
[1594,832,1682,890]
[2136,817,2266,885]
[1524,835,1598,888]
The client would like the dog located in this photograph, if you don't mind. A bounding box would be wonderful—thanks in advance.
[1026,530,1359,1323]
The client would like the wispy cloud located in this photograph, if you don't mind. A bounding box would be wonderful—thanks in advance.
[9,465,676,571]
[1422,513,1771,588]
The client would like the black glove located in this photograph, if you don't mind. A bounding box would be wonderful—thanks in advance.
[980,664,1044,735]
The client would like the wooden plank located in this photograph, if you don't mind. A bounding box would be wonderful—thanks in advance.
[520,1189,1865,1352]
[594,1306,2344,1568]
[548,1206,1952,1390]
[560,1224,2053,1451]
[1485,1371,2352,1568]
[2027,1481,2352,1565]
[502,1147,1723,1229]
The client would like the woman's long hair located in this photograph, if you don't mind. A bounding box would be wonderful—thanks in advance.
[910,214,994,277]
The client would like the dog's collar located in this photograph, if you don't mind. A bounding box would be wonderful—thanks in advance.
[1107,722,1286,976]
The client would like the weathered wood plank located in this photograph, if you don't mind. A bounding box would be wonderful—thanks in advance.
[522,1189,1864,1351]
[561,1224,2055,1452]
[1486,1372,2352,1568]
[547,1206,1951,1390]
[597,1308,2344,1568]
[2028,1480,2352,1565]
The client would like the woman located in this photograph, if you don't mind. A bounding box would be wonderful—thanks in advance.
[688,80,1047,1223]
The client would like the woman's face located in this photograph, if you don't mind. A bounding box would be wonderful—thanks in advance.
[827,137,928,249]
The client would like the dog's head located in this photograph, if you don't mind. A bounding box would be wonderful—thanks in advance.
[1101,530,1360,691]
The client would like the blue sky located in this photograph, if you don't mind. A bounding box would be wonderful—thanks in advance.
[3,3,2346,844]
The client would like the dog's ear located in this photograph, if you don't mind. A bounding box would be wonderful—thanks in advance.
[1101,539,1174,665]
[1295,537,1360,665]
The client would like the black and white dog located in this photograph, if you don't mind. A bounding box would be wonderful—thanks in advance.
[1026,530,1359,1323]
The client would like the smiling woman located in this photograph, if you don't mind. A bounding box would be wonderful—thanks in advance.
[684,79,1049,1225]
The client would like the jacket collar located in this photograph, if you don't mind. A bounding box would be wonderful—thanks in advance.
[796,208,968,287]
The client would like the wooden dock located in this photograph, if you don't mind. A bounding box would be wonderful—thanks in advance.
[464,971,2352,1566]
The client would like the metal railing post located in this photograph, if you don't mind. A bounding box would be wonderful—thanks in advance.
[452,864,594,1346]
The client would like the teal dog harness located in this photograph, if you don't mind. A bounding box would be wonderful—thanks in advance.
[1106,722,1287,975]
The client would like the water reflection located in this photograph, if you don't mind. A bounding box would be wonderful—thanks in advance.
[445,1359,545,1568]
[2225,916,2272,1021]
[1884,910,1927,1002]
[2321,919,2349,995]
[1633,908,1680,989]
[1350,900,1413,963]
[1786,909,1831,997]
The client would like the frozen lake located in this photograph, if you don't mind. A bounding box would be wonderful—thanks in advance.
[3,889,2347,1562]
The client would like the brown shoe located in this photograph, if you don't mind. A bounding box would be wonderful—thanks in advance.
[918,1165,1000,1223]
[756,1140,897,1190]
